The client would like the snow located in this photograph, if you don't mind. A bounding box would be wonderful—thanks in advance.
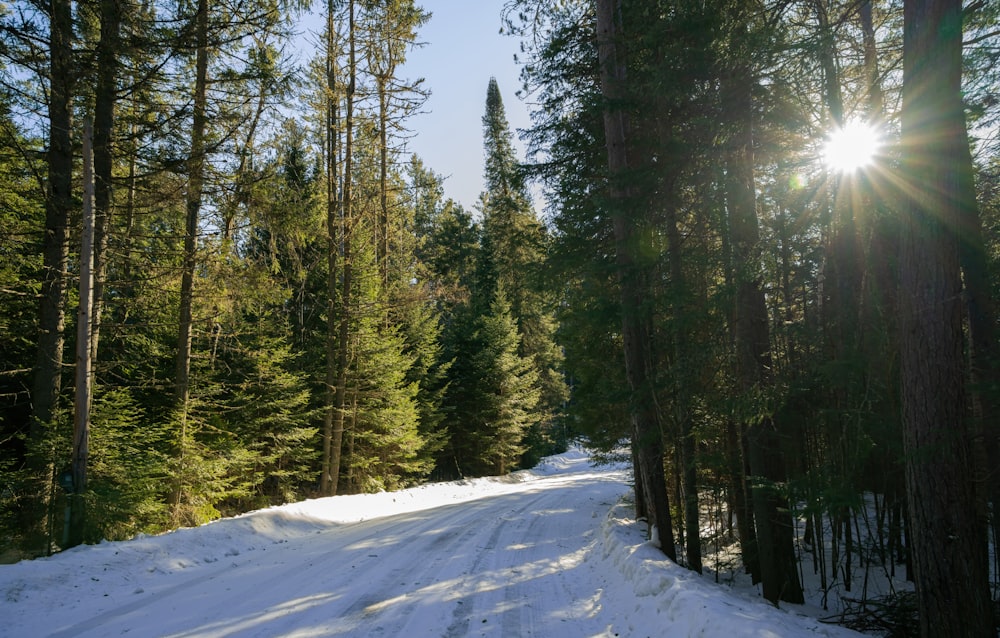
[0,448,863,637]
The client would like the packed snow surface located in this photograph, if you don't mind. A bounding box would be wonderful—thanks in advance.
[0,448,862,637]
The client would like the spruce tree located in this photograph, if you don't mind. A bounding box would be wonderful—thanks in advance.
[445,288,540,477]
[480,78,567,463]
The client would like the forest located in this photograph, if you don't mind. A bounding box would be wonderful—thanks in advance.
[0,0,998,635]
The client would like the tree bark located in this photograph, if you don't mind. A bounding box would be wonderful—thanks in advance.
[664,201,701,573]
[31,0,74,442]
[899,0,994,634]
[947,0,1000,586]
[378,75,389,288]
[90,0,120,369]
[595,0,675,560]
[321,0,339,496]
[70,119,96,548]
[859,0,884,118]
[26,0,74,555]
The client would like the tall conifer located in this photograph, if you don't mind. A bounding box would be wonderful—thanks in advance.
[480,78,567,461]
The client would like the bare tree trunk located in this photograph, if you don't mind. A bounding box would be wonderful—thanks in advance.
[726,416,758,579]
[325,0,356,497]
[720,185,759,581]
[27,0,75,555]
[321,0,339,496]
[378,76,389,288]
[595,0,675,560]
[814,0,844,126]
[947,0,1000,587]
[899,0,993,634]
[173,0,209,513]
[32,0,74,439]
[665,201,701,573]
[69,119,96,548]
[859,0,884,118]
[90,0,120,368]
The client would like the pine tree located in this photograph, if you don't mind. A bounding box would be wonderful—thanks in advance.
[899,0,994,633]
[362,0,429,286]
[595,0,676,559]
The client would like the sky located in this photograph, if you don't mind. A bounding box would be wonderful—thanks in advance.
[398,1,533,211]
[0,448,866,637]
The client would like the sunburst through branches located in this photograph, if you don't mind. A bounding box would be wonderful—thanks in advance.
[822,120,880,173]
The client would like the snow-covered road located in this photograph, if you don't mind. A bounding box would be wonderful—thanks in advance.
[1,450,861,637]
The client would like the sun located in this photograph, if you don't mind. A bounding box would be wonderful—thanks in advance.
[822,120,880,173]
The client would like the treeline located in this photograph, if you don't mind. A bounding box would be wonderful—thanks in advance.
[505,0,998,634]
[0,0,566,556]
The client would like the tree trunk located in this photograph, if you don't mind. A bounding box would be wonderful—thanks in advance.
[32,0,74,437]
[899,0,993,634]
[949,11,1000,590]
[726,417,758,579]
[665,201,701,573]
[725,66,803,605]
[859,0,884,118]
[814,0,844,126]
[173,0,209,512]
[26,0,75,555]
[70,119,96,548]
[321,0,339,496]
[595,0,675,560]
[90,0,120,368]
[378,75,389,288]
[719,176,760,581]
[325,0,356,497]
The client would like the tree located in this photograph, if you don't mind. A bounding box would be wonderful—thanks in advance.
[595,0,675,559]
[340,234,428,491]
[22,0,76,554]
[720,2,803,604]
[326,0,357,497]
[898,0,994,634]
[172,0,210,519]
[165,0,302,522]
[480,77,568,467]
[445,288,540,477]
[68,119,96,548]
[362,0,429,287]
[321,0,344,497]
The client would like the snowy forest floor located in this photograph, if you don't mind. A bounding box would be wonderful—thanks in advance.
[1,448,875,637]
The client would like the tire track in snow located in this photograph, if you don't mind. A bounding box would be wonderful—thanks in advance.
[36,468,631,638]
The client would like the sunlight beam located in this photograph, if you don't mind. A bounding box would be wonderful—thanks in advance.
[822,120,879,173]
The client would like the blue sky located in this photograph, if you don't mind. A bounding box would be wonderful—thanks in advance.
[399,1,531,210]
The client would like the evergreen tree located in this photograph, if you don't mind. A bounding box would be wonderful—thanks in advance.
[899,0,994,633]
[336,211,430,492]
[445,288,540,477]
[480,77,568,462]
[0,107,47,553]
